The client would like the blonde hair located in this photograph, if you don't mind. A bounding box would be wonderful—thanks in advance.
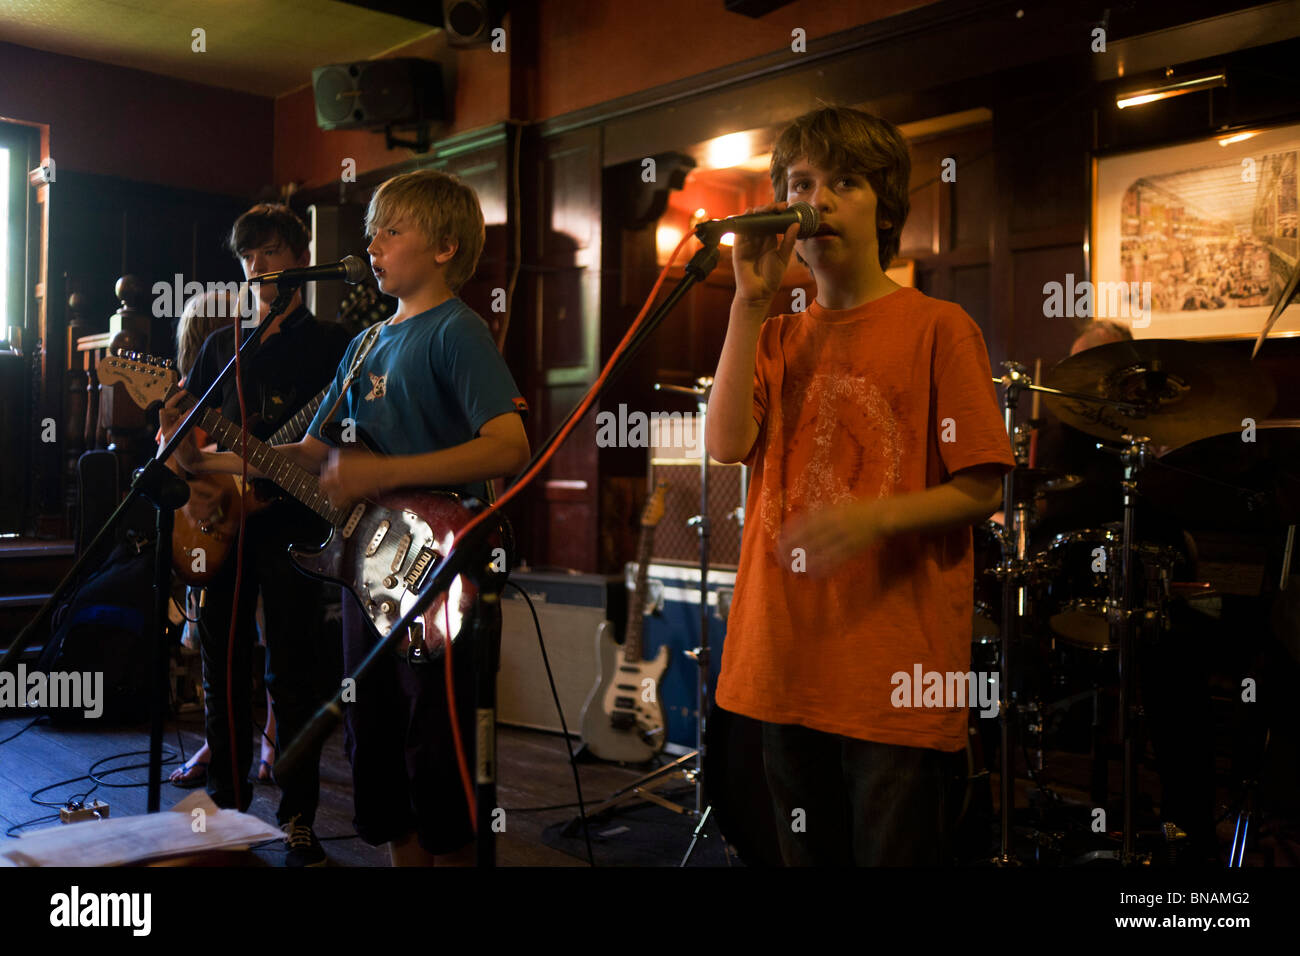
[176,289,237,376]
[366,169,486,291]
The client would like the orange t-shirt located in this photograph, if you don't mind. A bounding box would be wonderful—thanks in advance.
[715,287,1015,751]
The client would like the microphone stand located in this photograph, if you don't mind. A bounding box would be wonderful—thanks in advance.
[277,235,727,866]
[1,284,300,814]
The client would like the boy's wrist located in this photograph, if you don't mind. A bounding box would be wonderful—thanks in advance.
[731,296,771,325]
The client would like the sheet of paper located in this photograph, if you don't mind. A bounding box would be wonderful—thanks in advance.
[0,792,284,867]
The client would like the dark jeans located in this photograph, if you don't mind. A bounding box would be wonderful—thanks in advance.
[198,511,339,826]
[760,721,958,866]
[340,595,499,855]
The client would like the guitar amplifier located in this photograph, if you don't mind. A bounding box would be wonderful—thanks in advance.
[636,561,738,748]
[648,462,746,569]
[648,409,747,568]
[497,570,624,734]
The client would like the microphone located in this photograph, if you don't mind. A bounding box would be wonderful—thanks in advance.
[695,202,819,241]
[249,255,369,285]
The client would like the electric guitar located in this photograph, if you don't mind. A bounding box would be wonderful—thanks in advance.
[162,281,389,585]
[165,386,328,585]
[97,350,506,658]
[579,483,669,763]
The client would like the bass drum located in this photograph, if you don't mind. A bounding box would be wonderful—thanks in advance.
[703,702,784,866]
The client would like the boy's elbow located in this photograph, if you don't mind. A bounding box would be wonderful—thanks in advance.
[977,476,1004,516]
[705,422,756,465]
[509,436,531,475]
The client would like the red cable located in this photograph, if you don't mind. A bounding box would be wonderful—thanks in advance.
[227,304,251,813]
[439,230,697,835]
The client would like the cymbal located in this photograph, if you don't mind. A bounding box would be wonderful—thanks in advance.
[1010,467,1082,500]
[1138,423,1300,531]
[1043,339,1276,447]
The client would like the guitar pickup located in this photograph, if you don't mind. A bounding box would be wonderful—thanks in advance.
[342,503,366,539]
[364,520,390,557]
[391,533,412,573]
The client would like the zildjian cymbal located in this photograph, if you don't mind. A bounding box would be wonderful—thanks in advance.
[1043,339,1276,448]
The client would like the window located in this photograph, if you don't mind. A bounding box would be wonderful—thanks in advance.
[0,122,37,341]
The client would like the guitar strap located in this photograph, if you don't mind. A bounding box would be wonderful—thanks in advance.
[315,318,389,432]
[316,315,515,573]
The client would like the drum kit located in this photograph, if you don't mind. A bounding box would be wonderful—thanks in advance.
[978,337,1297,866]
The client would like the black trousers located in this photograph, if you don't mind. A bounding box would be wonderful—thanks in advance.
[760,721,960,866]
[198,509,339,825]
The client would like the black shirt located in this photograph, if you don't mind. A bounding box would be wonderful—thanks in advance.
[186,306,351,446]
[185,306,351,535]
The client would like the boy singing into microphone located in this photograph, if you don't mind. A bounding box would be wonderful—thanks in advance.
[707,106,1013,865]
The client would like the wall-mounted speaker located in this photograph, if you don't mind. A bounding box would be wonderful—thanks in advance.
[311,58,446,131]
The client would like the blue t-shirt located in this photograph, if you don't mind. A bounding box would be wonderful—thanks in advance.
[307,298,525,500]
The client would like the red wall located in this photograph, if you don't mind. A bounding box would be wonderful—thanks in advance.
[0,42,273,197]
[533,0,931,119]
[270,1,932,191]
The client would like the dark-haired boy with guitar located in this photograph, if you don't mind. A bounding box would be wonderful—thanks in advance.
[162,204,351,865]
[164,171,529,866]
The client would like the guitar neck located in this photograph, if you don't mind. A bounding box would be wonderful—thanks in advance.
[624,531,655,661]
[176,389,344,525]
[267,387,328,446]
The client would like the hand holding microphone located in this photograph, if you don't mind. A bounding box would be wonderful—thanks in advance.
[716,201,817,306]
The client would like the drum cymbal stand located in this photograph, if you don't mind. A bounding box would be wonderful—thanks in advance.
[991,362,1032,865]
[991,367,1145,865]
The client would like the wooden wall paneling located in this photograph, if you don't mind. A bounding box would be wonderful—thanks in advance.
[953,264,992,340]
[39,172,247,530]
[1010,244,1089,373]
[535,126,602,570]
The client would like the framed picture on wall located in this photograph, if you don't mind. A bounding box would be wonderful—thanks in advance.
[1092,123,1300,341]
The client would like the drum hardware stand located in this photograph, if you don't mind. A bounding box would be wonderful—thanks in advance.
[1113,434,1152,865]
[991,361,1031,864]
[1227,526,1297,865]
[991,365,1145,865]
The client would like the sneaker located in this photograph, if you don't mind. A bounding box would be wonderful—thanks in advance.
[282,815,327,867]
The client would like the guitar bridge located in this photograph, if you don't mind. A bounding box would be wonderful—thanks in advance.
[403,546,437,591]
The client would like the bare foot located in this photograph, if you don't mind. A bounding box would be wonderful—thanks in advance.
[170,742,210,787]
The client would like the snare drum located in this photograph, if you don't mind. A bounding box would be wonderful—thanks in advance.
[1037,528,1181,651]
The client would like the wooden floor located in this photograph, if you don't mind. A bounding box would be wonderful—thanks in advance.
[4,705,1297,866]
[0,710,672,866]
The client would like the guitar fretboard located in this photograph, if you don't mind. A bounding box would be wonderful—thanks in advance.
[625,528,655,661]
[178,391,345,525]
[267,387,328,446]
